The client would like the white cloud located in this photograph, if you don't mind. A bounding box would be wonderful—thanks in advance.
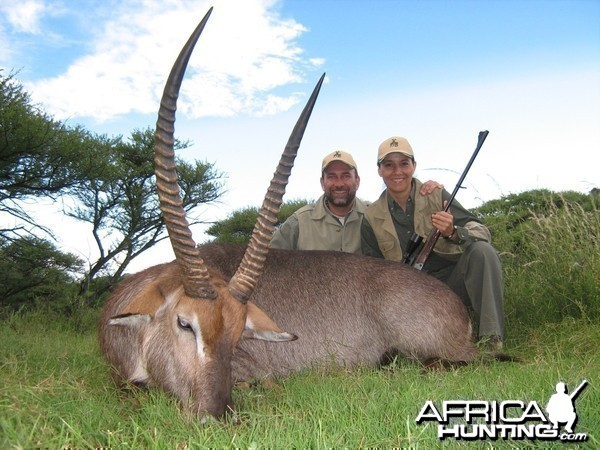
[26,0,322,122]
[0,0,47,63]
[2,0,47,33]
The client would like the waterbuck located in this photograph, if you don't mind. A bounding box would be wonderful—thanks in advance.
[100,7,322,420]
[99,8,484,422]
[196,243,480,382]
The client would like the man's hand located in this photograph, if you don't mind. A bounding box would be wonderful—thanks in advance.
[419,180,443,196]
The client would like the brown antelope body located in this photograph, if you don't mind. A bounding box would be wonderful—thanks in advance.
[198,244,479,381]
[99,8,479,422]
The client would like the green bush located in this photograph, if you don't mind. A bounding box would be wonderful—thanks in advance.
[491,192,599,328]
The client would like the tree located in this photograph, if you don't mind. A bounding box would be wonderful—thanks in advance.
[205,199,310,244]
[1,72,227,298]
[0,236,83,312]
[0,71,89,240]
[67,128,225,294]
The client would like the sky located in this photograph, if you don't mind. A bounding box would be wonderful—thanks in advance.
[1,0,599,272]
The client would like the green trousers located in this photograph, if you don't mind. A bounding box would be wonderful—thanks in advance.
[435,241,505,339]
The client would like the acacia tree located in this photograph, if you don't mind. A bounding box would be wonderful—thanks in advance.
[0,71,88,240]
[205,199,310,244]
[0,235,83,312]
[1,72,227,297]
[68,128,225,293]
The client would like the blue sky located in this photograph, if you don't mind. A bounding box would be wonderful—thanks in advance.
[1,0,599,270]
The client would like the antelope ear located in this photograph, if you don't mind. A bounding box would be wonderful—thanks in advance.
[108,313,152,326]
[242,302,298,342]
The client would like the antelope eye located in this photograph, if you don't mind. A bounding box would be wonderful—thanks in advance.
[177,317,193,331]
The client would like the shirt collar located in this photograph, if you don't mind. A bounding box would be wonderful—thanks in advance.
[323,197,355,219]
[386,182,416,211]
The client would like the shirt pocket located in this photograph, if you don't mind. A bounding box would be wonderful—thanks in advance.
[379,239,397,253]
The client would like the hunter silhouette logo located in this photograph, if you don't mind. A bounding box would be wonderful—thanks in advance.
[546,380,588,433]
[416,379,589,442]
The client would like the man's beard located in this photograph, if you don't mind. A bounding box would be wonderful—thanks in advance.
[325,190,356,208]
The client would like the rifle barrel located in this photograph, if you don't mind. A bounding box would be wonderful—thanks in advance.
[569,379,588,400]
[444,130,489,212]
[411,130,489,270]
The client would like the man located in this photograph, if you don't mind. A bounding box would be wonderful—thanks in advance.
[546,382,578,433]
[270,150,367,253]
[361,136,505,349]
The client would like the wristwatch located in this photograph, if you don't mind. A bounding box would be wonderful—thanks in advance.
[445,225,467,244]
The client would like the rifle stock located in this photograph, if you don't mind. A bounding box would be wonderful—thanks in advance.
[411,130,489,271]
[412,228,441,270]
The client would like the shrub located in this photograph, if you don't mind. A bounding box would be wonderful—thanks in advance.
[497,192,599,327]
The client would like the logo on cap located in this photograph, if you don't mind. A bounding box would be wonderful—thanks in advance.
[322,150,357,172]
[390,138,399,148]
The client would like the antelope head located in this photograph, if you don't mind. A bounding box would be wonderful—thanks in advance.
[101,7,324,421]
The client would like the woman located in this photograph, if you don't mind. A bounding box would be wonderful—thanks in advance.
[361,136,505,349]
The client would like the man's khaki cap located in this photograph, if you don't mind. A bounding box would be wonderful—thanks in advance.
[377,136,414,164]
[321,150,357,172]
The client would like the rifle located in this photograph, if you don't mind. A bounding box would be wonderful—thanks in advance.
[569,379,588,401]
[410,130,489,271]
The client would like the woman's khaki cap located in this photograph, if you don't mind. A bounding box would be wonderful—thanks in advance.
[321,150,357,172]
[377,136,414,164]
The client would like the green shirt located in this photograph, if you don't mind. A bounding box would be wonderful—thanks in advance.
[362,179,490,278]
[270,195,369,253]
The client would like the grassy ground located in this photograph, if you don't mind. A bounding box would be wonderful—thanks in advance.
[1,195,598,448]
[1,308,597,449]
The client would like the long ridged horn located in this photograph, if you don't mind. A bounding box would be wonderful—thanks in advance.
[154,8,216,299]
[228,73,326,302]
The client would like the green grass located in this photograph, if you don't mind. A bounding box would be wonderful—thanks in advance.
[1,310,598,449]
[1,194,598,448]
